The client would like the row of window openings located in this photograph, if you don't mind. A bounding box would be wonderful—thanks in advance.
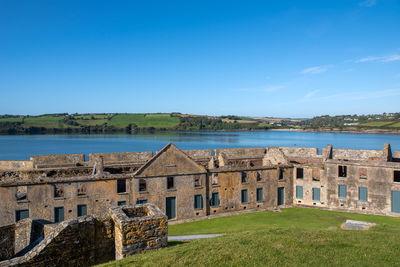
[15,199,147,223]
[15,205,87,223]
[16,179,128,201]
[194,189,264,210]
[295,185,368,202]
[297,167,400,182]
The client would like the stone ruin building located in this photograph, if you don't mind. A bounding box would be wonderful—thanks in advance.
[0,203,167,266]
[1,142,400,265]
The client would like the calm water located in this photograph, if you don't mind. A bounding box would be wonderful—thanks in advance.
[0,131,399,160]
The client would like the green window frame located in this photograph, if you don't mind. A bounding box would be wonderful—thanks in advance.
[241,189,248,204]
[296,186,303,199]
[256,188,263,202]
[359,187,368,202]
[15,209,29,222]
[136,199,148,204]
[194,194,203,209]
[77,204,87,217]
[210,192,219,207]
[312,188,320,201]
[54,207,64,223]
[338,184,347,199]
[117,201,126,206]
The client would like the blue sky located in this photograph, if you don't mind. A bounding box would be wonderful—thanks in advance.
[0,0,399,118]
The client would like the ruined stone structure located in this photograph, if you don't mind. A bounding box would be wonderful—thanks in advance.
[0,143,399,230]
[0,204,167,266]
[1,143,400,262]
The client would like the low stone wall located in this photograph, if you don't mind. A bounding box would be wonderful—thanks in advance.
[183,149,212,161]
[30,154,85,168]
[0,224,15,261]
[14,219,32,255]
[0,204,168,266]
[332,149,382,161]
[279,147,319,158]
[1,216,115,267]
[89,152,153,165]
[215,147,265,159]
[110,204,168,260]
[0,161,33,171]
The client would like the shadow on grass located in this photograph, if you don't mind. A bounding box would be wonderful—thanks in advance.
[168,241,187,247]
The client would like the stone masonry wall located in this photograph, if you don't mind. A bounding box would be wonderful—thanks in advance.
[0,216,114,267]
[111,204,168,260]
[0,224,15,261]
[331,149,383,161]
[214,147,265,159]
[279,147,319,158]
[30,154,85,168]
[89,152,153,165]
[183,149,212,161]
[0,161,33,171]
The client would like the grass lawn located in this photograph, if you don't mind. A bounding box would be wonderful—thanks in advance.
[108,114,180,129]
[98,208,400,266]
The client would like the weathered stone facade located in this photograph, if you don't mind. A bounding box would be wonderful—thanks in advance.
[0,142,399,227]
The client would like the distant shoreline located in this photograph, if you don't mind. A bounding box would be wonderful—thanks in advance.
[270,128,400,135]
[0,127,399,135]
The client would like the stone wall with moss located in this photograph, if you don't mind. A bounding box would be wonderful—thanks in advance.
[111,204,168,260]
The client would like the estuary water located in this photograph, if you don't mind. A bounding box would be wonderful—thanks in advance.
[0,131,399,160]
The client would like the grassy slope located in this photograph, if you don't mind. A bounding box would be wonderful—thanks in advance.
[99,208,400,267]
[108,114,180,128]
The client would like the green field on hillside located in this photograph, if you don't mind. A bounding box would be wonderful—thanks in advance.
[359,121,399,128]
[108,114,180,128]
[99,208,400,266]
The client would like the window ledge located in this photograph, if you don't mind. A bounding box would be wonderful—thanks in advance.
[117,192,129,195]
[167,189,177,192]
[54,197,66,200]
[212,184,220,187]
[194,208,203,210]
[139,191,149,194]
[16,200,30,204]
[194,186,203,189]
[77,195,88,198]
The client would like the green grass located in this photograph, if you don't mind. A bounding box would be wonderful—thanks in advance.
[74,114,110,119]
[99,208,400,266]
[22,117,64,128]
[75,119,109,126]
[388,122,400,128]
[359,121,397,127]
[108,114,180,128]
[0,117,23,122]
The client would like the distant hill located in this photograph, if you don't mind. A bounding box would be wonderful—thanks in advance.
[0,112,399,135]
[0,113,278,134]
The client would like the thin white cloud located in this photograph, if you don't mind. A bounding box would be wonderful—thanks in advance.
[234,85,285,93]
[359,0,376,7]
[300,65,330,74]
[300,89,320,102]
[355,54,400,63]
[382,54,400,62]
[302,88,400,102]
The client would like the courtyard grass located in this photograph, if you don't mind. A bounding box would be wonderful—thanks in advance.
[99,207,400,266]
